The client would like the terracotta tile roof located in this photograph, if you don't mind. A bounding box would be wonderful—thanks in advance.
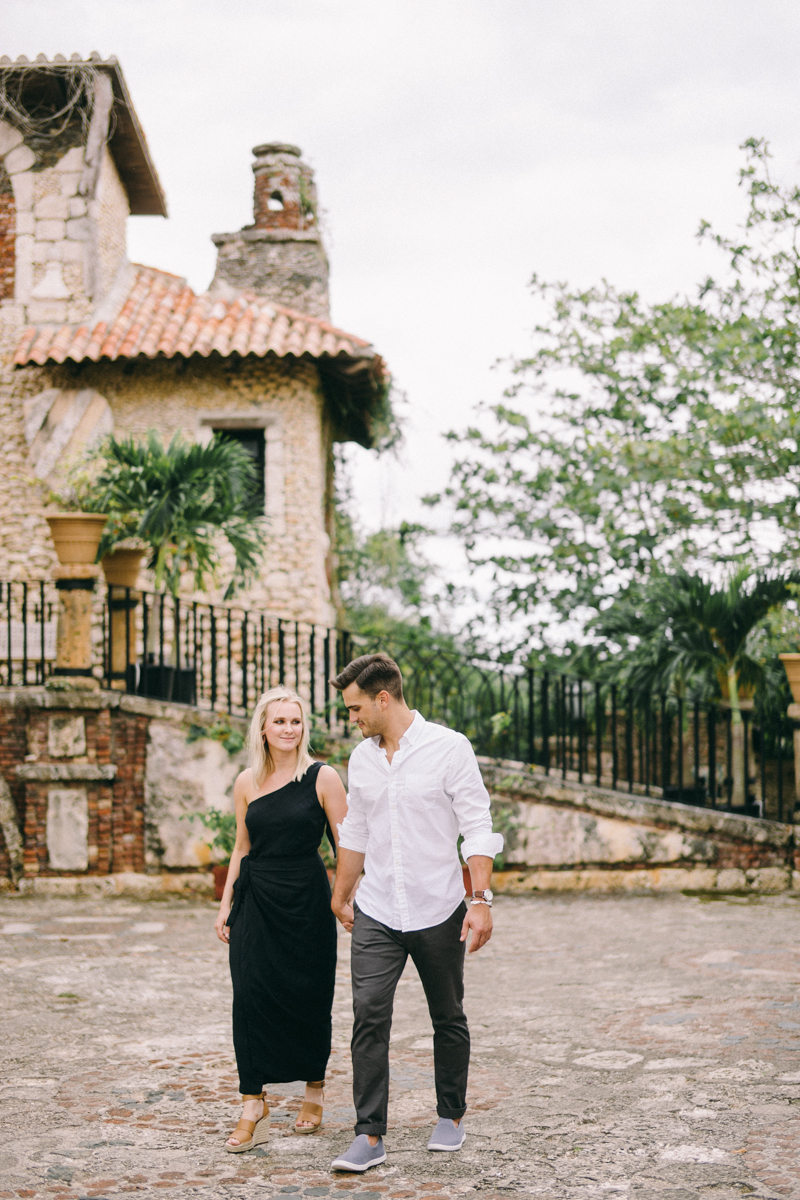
[13,265,378,368]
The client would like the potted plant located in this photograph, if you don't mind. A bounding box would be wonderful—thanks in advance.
[86,431,264,702]
[45,469,109,566]
[100,545,147,588]
[46,512,109,565]
[184,807,237,899]
[779,654,800,703]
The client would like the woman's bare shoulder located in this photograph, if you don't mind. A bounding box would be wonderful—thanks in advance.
[234,767,256,800]
[315,762,344,787]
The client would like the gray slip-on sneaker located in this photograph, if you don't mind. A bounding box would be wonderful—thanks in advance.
[331,1134,386,1172]
[427,1117,466,1151]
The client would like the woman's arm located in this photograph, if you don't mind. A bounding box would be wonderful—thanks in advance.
[317,764,362,929]
[214,771,252,944]
[315,763,348,850]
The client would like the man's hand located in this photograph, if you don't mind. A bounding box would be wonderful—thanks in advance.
[460,901,493,953]
[332,898,355,932]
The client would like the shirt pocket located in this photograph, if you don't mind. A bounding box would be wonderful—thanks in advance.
[403,773,442,812]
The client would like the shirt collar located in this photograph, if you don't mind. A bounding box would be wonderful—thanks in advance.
[368,709,425,752]
[400,710,425,745]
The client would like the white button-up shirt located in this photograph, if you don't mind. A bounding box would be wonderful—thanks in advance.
[337,711,504,931]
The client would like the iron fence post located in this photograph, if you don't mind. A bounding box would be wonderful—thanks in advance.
[542,672,550,773]
[595,681,602,786]
[527,667,534,764]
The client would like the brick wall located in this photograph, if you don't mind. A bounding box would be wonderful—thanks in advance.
[110,709,148,873]
[4,696,149,880]
[0,703,27,880]
[0,172,14,301]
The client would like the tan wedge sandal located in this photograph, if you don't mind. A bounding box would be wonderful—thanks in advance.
[225,1092,270,1153]
[294,1082,324,1134]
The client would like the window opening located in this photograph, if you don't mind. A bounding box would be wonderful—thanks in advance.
[267,190,284,211]
[215,428,265,515]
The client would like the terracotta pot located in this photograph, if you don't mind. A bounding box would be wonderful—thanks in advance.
[46,512,108,566]
[717,670,756,705]
[780,654,800,704]
[101,548,146,588]
[462,863,472,896]
[212,863,229,901]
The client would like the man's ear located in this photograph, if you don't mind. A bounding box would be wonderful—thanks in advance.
[378,690,391,709]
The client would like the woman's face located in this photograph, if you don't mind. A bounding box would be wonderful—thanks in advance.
[262,700,303,756]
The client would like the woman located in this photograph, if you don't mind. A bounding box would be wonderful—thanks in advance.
[215,687,347,1152]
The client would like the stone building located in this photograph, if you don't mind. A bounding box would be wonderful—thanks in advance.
[0,53,389,625]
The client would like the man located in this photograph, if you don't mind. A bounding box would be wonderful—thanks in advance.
[329,653,503,1174]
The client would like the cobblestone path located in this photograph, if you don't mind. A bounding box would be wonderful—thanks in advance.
[3,893,800,1199]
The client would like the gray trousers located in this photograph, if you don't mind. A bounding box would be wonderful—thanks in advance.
[350,901,469,1136]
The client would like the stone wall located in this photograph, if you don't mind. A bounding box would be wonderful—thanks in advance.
[0,120,128,328]
[3,689,800,899]
[0,686,247,895]
[0,348,335,623]
[482,761,798,894]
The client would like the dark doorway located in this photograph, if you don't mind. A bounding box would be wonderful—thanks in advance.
[215,428,265,514]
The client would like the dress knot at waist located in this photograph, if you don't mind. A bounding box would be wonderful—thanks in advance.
[227,853,325,929]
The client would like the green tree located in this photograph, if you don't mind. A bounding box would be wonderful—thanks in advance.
[429,139,800,644]
[591,569,800,804]
[89,431,263,599]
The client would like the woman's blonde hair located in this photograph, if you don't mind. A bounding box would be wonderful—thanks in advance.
[247,687,315,785]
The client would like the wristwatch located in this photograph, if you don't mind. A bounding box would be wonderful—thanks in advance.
[471,889,493,907]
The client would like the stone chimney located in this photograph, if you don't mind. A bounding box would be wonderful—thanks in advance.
[210,144,330,320]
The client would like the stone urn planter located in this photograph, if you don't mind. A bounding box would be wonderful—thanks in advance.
[46,513,108,566]
[212,863,229,901]
[779,654,800,703]
[100,548,146,588]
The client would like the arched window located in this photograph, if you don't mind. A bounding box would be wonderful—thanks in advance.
[267,190,284,212]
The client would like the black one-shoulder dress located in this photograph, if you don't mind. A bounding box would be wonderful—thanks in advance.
[227,761,337,1091]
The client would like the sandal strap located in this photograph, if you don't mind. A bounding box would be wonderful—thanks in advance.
[241,1092,265,1101]
[298,1101,323,1117]
[231,1118,256,1137]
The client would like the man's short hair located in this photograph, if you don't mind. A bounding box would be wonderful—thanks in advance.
[331,653,404,700]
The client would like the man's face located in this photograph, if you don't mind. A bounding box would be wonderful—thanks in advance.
[342,683,389,738]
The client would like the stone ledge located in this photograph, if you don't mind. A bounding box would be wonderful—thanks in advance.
[15,762,117,781]
[0,685,244,727]
[16,871,213,898]
[211,228,322,245]
[480,760,795,848]
[492,865,795,894]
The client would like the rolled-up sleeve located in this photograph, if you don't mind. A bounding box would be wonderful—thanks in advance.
[446,736,504,861]
[337,778,370,854]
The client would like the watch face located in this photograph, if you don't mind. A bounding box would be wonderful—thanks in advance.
[484,889,494,902]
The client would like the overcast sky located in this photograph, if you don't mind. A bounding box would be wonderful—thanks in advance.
[7,0,800,568]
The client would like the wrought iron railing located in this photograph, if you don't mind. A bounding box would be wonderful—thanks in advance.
[0,579,794,822]
[103,587,353,728]
[365,638,797,824]
[0,581,58,685]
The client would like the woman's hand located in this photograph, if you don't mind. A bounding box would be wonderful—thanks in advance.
[215,905,231,943]
[331,897,355,932]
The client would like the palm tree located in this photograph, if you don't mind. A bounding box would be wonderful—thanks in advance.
[90,431,264,600]
[595,569,800,806]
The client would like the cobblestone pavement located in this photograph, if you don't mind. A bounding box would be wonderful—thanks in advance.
[4,893,800,1200]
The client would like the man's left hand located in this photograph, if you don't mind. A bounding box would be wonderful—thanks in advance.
[460,902,493,953]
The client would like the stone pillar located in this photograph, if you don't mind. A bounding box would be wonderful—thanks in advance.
[788,703,800,820]
[53,564,100,687]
